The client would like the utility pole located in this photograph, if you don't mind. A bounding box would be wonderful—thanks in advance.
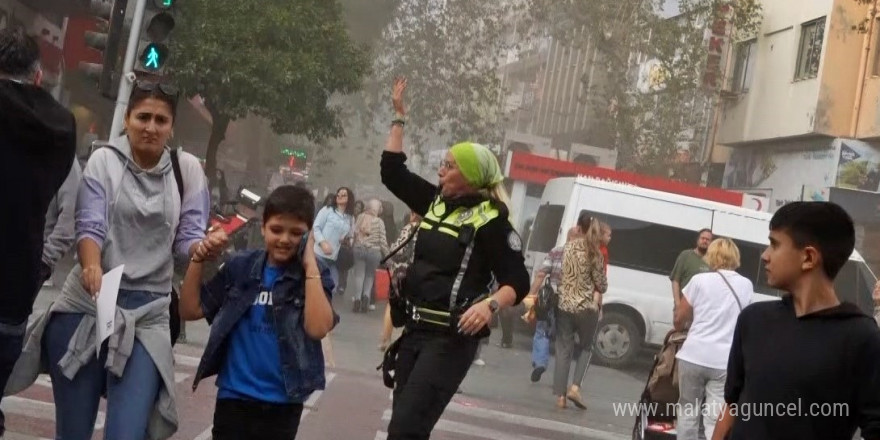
[109,0,148,138]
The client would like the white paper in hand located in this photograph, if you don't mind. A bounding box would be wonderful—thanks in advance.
[96,265,124,358]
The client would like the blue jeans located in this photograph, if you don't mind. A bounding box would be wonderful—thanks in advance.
[531,320,551,369]
[317,255,339,288]
[351,246,381,302]
[0,321,26,437]
[44,290,165,440]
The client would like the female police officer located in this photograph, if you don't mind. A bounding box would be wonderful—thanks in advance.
[380,78,530,439]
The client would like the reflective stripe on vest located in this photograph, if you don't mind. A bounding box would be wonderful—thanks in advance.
[419,197,499,237]
[418,197,500,310]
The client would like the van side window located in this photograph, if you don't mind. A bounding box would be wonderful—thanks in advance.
[582,209,785,297]
[581,210,695,276]
[528,204,565,253]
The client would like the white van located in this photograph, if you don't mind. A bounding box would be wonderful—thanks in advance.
[524,176,877,369]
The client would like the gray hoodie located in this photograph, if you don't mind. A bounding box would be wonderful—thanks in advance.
[42,160,82,270]
[76,135,210,292]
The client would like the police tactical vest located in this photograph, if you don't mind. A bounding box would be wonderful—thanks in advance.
[418,196,500,310]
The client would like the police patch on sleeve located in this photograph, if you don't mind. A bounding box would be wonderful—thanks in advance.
[507,231,523,252]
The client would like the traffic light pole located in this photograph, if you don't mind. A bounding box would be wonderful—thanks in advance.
[109,0,148,138]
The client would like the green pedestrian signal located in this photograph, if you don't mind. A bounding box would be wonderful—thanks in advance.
[135,2,176,75]
[139,43,168,71]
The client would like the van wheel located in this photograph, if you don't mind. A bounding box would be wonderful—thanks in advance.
[593,311,641,369]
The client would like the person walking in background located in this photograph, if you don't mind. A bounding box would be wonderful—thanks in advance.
[599,221,612,275]
[671,229,713,314]
[553,216,607,410]
[351,199,388,313]
[379,211,421,351]
[0,28,77,437]
[525,226,579,383]
[673,238,752,440]
[40,161,82,288]
[312,186,355,288]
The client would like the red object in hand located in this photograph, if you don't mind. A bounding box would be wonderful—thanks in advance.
[210,214,247,236]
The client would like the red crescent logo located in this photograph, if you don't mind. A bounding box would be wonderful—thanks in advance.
[752,197,763,211]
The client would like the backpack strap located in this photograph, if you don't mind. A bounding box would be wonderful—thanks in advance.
[169,148,184,201]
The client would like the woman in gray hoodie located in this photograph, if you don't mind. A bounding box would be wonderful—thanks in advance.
[5,82,219,440]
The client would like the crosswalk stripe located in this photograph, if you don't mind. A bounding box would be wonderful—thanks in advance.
[185,372,335,439]
[303,372,335,409]
[445,401,629,440]
[380,405,630,440]
[0,396,106,430]
[193,427,213,440]
[174,353,202,368]
[381,409,552,440]
[1,432,52,440]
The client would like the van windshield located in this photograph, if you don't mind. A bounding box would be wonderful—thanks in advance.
[527,204,565,253]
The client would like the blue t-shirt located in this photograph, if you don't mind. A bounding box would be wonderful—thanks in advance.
[217,264,295,403]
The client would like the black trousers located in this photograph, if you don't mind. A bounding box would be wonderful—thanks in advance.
[388,329,480,440]
[212,398,304,440]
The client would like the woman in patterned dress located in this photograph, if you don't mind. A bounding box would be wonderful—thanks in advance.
[553,214,607,410]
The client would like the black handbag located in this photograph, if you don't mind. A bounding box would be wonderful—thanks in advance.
[534,277,557,321]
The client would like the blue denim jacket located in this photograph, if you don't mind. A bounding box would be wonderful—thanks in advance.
[192,249,338,400]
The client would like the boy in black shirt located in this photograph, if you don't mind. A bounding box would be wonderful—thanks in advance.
[712,202,880,440]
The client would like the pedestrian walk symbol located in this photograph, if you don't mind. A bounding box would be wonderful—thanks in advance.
[139,43,168,72]
[146,47,160,69]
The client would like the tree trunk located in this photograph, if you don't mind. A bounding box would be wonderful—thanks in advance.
[206,110,230,191]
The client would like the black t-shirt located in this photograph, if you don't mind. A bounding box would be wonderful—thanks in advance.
[725,295,880,440]
[380,151,530,310]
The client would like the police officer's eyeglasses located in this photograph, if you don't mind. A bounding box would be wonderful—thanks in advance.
[439,160,457,170]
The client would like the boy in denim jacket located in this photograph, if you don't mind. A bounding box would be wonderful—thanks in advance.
[180,185,337,439]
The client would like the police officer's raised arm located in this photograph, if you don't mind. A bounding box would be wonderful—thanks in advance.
[380,77,436,216]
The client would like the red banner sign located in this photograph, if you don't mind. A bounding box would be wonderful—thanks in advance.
[506,151,744,206]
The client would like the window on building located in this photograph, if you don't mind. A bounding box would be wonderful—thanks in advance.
[794,17,826,81]
[731,39,757,93]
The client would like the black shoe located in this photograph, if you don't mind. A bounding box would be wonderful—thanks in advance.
[530,366,546,383]
[352,299,361,313]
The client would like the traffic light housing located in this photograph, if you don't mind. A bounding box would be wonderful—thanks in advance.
[135,0,176,74]
[79,0,129,98]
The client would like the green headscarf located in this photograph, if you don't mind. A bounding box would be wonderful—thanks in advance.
[448,142,504,189]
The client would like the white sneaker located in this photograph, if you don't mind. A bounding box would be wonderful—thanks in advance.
[473,358,485,366]
[369,304,376,311]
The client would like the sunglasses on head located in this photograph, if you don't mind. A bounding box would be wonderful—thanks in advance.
[135,81,179,97]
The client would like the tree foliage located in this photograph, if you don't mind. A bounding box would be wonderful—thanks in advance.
[361,0,528,154]
[528,0,762,177]
[168,0,371,181]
